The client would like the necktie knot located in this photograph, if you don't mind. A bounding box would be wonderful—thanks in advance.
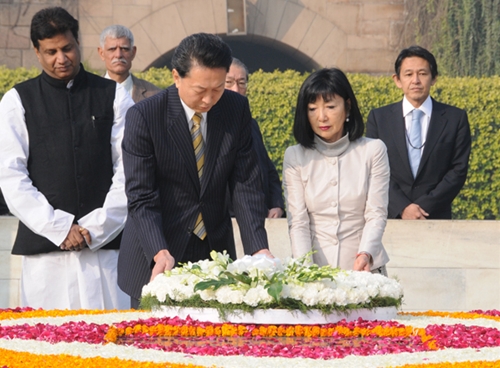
[193,112,202,126]
[412,109,422,122]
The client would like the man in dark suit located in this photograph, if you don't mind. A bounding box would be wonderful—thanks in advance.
[0,191,9,215]
[98,25,160,103]
[225,57,284,218]
[366,46,471,220]
[118,33,272,308]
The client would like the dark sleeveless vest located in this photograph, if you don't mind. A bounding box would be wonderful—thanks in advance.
[12,65,122,255]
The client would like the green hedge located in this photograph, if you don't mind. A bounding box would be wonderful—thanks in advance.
[244,70,500,220]
[1,66,498,219]
[0,66,40,99]
[147,69,500,220]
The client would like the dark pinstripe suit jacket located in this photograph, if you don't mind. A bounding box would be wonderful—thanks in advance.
[366,99,471,219]
[226,119,284,216]
[118,85,269,299]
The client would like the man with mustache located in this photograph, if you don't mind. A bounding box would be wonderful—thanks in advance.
[98,25,160,103]
[0,7,134,309]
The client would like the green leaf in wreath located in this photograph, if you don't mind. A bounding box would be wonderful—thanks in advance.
[224,271,252,285]
[194,278,235,291]
[266,282,283,302]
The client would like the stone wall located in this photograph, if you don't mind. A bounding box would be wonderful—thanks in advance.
[0,0,78,69]
[1,0,407,74]
[2,216,499,311]
[0,217,20,308]
[234,219,500,312]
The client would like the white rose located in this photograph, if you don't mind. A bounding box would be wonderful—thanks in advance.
[288,283,306,300]
[241,284,274,307]
[317,288,335,305]
[227,255,253,274]
[347,287,370,304]
[185,274,201,288]
[171,283,194,301]
[379,279,404,298]
[332,288,348,306]
[281,284,292,299]
[210,265,224,277]
[256,284,274,304]
[242,287,261,307]
[365,284,379,298]
[198,289,216,301]
[197,259,212,273]
[215,286,245,304]
[301,286,319,306]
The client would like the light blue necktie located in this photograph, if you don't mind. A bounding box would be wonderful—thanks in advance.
[408,109,423,178]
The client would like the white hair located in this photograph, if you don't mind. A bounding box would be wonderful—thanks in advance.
[231,57,249,79]
[100,25,134,47]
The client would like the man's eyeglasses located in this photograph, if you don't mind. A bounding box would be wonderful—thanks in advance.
[225,79,247,88]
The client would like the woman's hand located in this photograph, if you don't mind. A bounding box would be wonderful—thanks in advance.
[353,252,371,271]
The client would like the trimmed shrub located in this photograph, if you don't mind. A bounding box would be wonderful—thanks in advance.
[0,66,40,99]
[1,66,498,219]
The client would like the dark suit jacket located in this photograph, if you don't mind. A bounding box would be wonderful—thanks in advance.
[0,190,9,215]
[226,119,284,216]
[366,99,471,219]
[118,86,269,299]
[131,75,161,103]
[250,119,285,211]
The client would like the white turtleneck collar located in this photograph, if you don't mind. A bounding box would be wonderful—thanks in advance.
[314,133,350,157]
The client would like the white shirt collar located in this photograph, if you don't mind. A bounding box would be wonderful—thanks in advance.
[402,95,433,117]
[179,99,207,127]
[121,74,134,96]
[104,72,134,96]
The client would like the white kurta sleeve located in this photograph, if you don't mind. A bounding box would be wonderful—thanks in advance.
[78,83,134,250]
[283,146,313,259]
[359,140,390,258]
[0,89,75,246]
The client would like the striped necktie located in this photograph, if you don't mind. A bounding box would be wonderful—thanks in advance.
[191,113,207,240]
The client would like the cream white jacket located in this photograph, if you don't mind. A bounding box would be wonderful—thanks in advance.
[283,135,390,270]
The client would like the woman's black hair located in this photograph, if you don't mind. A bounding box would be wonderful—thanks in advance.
[293,68,364,148]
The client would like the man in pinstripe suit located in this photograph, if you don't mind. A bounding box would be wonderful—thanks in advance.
[118,33,272,308]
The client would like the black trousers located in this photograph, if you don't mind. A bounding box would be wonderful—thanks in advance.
[130,234,211,309]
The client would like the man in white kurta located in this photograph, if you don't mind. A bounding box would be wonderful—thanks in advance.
[0,7,134,310]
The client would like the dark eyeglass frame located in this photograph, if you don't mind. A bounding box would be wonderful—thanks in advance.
[225,79,248,88]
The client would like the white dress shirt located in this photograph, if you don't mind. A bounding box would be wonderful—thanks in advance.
[403,95,433,157]
[104,71,134,97]
[180,99,208,140]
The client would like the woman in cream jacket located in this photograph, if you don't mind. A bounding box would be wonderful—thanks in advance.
[283,68,390,274]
